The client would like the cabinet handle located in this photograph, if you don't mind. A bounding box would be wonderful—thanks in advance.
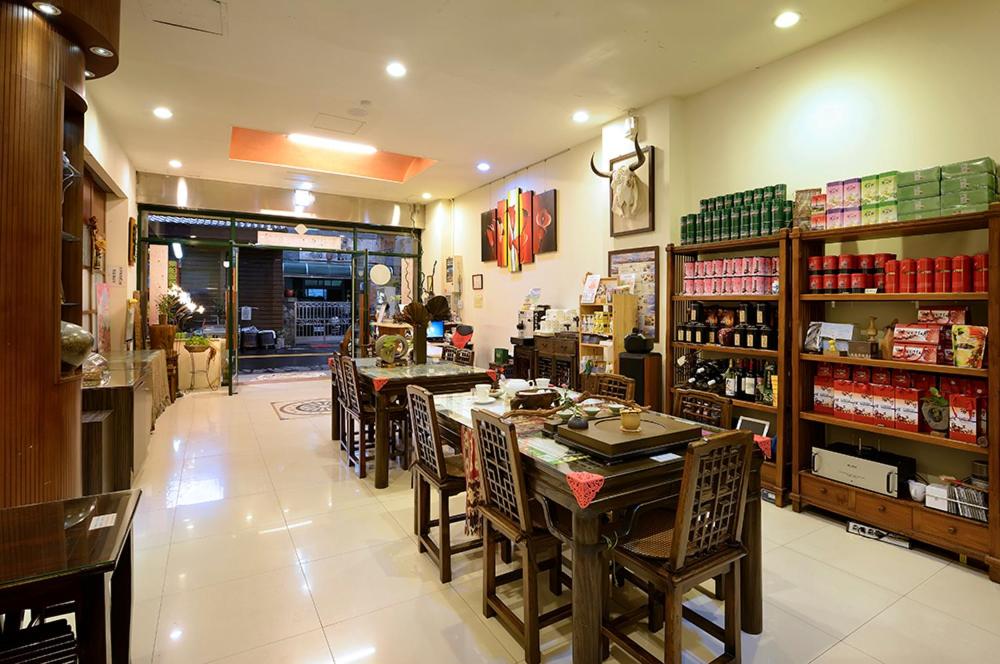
[947,526,957,535]
[819,487,827,494]
[877,505,886,513]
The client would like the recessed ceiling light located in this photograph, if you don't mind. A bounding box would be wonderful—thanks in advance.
[169,159,182,169]
[288,133,377,155]
[386,61,407,78]
[32,2,61,16]
[153,106,173,119]
[89,46,114,58]
[773,11,800,28]
[84,70,95,79]
[476,162,491,172]
[299,182,314,190]
[572,110,590,123]
[421,192,432,200]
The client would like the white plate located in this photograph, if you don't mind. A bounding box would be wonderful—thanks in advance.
[472,397,496,404]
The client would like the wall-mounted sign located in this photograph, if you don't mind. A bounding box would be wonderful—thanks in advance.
[256,230,343,251]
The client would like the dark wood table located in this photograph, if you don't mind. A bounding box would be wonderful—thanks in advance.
[434,393,762,664]
[353,358,494,488]
[0,490,140,663]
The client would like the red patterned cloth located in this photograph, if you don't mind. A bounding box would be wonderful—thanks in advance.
[486,369,497,382]
[372,377,389,392]
[566,471,605,509]
[460,427,483,536]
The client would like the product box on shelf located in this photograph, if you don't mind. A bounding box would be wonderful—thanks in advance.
[861,204,879,226]
[873,384,896,427]
[898,210,943,222]
[843,206,862,227]
[834,379,854,420]
[892,370,913,388]
[826,181,844,209]
[897,180,942,200]
[894,386,922,432]
[852,367,870,383]
[941,204,990,217]
[894,324,945,346]
[948,394,983,444]
[892,343,942,365]
[896,166,941,187]
[917,308,968,325]
[826,208,843,228]
[940,172,997,193]
[814,375,834,414]
[898,197,941,215]
[941,156,996,178]
[940,189,998,208]
[871,367,893,385]
[853,382,875,425]
[953,325,988,369]
[911,373,938,392]
[832,364,853,381]
[878,201,898,224]
[843,179,862,208]
[861,175,880,206]
[878,172,898,202]
[794,188,821,224]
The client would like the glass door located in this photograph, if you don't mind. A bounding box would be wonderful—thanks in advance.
[351,250,369,357]
[226,246,239,395]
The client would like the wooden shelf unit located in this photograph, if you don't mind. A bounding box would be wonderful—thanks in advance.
[790,209,1000,582]
[578,277,636,375]
[666,230,791,506]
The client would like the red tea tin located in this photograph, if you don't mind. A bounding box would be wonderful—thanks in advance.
[873,253,896,271]
[838,254,858,271]
[916,257,935,293]
[808,274,823,292]
[933,256,951,293]
[973,253,988,292]
[807,256,823,273]
[858,254,875,272]
[874,272,886,291]
[822,273,837,293]
[821,255,839,273]
[884,260,899,293]
[837,272,852,293]
[850,272,868,293]
[898,258,916,293]
[952,255,972,292]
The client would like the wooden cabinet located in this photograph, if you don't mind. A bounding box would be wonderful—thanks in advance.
[535,334,579,389]
[855,492,912,533]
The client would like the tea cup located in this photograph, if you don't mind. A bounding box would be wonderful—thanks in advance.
[620,409,642,432]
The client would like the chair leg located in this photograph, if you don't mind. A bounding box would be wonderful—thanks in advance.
[482,520,496,618]
[648,583,664,633]
[345,416,355,467]
[438,486,452,583]
[548,542,562,596]
[600,552,611,660]
[521,542,541,664]
[723,565,742,662]
[664,585,683,664]
[500,537,513,564]
[714,574,724,600]
[357,418,367,478]
[416,476,429,551]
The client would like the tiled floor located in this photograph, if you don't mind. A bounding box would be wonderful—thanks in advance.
[130,381,1000,663]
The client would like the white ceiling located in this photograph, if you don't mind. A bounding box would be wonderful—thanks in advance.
[88,0,915,204]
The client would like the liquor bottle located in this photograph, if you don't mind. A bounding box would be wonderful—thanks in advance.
[723,360,738,398]
[741,360,757,401]
[758,362,775,405]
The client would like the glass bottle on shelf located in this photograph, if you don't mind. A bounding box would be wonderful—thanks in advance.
[723,360,738,398]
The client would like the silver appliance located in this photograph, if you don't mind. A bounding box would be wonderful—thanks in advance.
[811,444,915,498]
[516,305,549,339]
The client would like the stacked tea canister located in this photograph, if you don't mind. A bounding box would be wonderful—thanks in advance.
[807,252,988,294]
[682,256,780,296]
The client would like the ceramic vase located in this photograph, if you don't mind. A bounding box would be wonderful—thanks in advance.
[60,321,94,368]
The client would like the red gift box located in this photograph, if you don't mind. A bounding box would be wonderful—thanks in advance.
[949,394,984,445]
[873,384,896,428]
[871,368,892,385]
[816,363,833,378]
[813,376,834,414]
[853,382,875,425]
[911,373,938,392]
[893,324,944,346]
[852,367,871,384]
[894,387,921,432]
[917,308,968,325]
[832,365,853,381]
[892,370,913,388]
[834,379,854,421]
[892,343,941,364]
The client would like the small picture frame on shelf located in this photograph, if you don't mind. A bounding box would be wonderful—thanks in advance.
[471,273,483,290]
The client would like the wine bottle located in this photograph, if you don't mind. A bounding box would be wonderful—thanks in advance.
[724,360,738,398]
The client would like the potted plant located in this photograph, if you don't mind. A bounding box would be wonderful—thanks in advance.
[184,334,212,354]
[921,387,950,435]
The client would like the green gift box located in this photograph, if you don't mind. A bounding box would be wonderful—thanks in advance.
[898,209,942,222]
[878,171,897,202]
[940,189,997,208]
[897,181,941,200]
[861,175,880,206]
[941,156,996,178]
[896,167,941,187]
[940,172,998,194]
[941,204,990,216]
[878,201,898,224]
[898,196,941,215]
[861,204,880,226]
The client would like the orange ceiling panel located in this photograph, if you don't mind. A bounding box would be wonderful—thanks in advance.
[228,127,436,183]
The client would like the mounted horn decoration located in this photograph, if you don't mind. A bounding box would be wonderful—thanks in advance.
[594,134,656,237]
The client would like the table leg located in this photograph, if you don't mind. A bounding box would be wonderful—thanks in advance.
[110,532,133,664]
[570,510,603,664]
[330,380,340,441]
[374,391,390,489]
[77,573,110,664]
[740,473,763,635]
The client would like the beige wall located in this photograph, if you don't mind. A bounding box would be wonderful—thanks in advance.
[85,97,138,351]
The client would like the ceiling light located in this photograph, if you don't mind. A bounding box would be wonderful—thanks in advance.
[572,110,590,123]
[89,46,114,58]
[168,159,182,169]
[476,162,491,172]
[385,61,407,78]
[293,189,315,207]
[171,242,184,260]
[32,3,61,16]
[84,70,95,79]
[421,192,432,200]
[299,182,314,190]
[153,106,173,119]
[288,133,377,155]
[773,11,801,28]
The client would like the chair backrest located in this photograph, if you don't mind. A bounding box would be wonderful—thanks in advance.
[595,373,635,401]
[669,432,753,570]
[339,355,364,414]
[441,345,458,362]
[671,388,732,428]
[455,348,475,366]
[406,385,447,479]
[471,409,531,532]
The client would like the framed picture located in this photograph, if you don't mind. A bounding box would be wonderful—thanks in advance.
[608,246,660,341]
[128,217,138,266]
[532,189,557,253]
[608,145,655,237]
[480,210,497,262]
[472,273,483,290]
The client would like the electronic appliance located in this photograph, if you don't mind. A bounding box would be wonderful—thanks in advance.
[811,443,916,499]
[618,352,662,410]
[847,521,911,549]
[516,305,550,339]
[426,320,445,341]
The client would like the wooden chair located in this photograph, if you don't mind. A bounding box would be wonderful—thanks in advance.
[595,373,636,401]
[339,355,408,478]
[454,347,475,366]
[602,432,754,664]
[471,409,572,664]
[330,352,348,454]
[406,386,481,582]
[671,388,732,428]
[441,345,458,362]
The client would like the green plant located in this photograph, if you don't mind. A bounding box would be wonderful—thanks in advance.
[185,334,210,347]
[922,387,949,408]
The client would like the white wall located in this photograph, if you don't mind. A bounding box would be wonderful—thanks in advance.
[85,97,138,351]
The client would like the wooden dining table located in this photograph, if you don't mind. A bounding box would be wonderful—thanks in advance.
[348,358,495,489]
[433,392,763,664]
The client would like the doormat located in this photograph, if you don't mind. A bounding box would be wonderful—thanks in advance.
[271,398,333,420]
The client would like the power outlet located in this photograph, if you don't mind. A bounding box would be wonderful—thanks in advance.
[847,520,911,549]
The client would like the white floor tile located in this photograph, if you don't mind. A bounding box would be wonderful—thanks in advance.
[289,503,409,562]
[907,563,1000,637]
[209,630,334,664]
[761,502,836,545]
[274,478,377,520]
[811,642,882,663]
[171,491,285,542]
[163,527,299,593]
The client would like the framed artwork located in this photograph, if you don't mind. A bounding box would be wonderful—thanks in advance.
[471,273,483,290]
[496,200,508,269]
[519,189,535,264]
[128,216,137,266]
[608,245,660,341]
[480,210,498,262]
[532,189,557,253]
[608,145,655,237]
[506,190,521,272]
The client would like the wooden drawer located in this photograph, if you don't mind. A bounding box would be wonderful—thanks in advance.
[536,335,576,356]
[800,473,851,510]
[855,492,912,533]
[913,508,989,553]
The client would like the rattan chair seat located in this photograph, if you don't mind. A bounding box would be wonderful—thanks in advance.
[620,507,677,560]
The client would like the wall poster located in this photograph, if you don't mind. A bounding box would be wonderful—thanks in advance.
[608,246,660,341]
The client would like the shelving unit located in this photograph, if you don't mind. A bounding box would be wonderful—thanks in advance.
[790,209,1000,582]
[578,277,636,375]
[666,230,791,505]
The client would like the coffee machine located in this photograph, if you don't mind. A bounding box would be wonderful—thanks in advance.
[516,305,549,340]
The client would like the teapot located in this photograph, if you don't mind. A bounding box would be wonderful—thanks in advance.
[374,334,410,366]
[499,378,532,398]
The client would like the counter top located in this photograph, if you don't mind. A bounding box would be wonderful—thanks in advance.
[84,350,164,390]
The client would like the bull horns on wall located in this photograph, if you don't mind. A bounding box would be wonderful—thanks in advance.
[589,135,645,179]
